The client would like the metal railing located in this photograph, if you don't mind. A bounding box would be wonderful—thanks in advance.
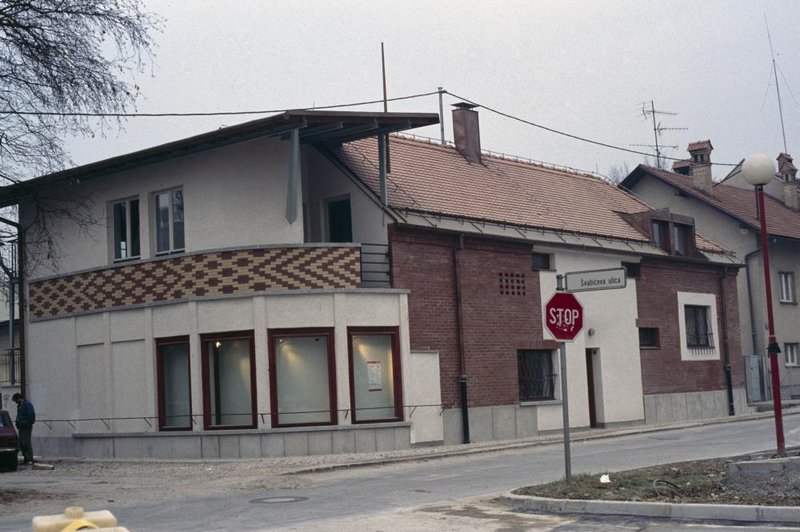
[0,348,20,385]
[360,243,392,288]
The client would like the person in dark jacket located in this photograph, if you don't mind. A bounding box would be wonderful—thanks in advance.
[12,393,34,465]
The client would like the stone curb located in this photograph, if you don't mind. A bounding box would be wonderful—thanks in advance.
[498,492,800,524]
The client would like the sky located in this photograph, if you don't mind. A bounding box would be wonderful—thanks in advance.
[63,0,800,182]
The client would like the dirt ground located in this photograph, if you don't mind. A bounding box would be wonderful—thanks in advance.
[517,453,800,506]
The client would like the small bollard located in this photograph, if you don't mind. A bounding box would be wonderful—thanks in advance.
[31,506,124,532]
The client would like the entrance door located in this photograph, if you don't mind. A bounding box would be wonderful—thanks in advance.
[585,348,598,428]
[327,197,352,243]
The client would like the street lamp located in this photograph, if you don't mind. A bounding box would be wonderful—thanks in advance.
[742,153,785,456]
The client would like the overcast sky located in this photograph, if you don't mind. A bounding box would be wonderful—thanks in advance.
[64,0,800,181]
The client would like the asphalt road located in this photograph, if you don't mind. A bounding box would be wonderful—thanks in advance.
[3,414,800,531]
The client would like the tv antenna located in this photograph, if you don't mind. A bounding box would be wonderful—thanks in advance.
[765,15,792,154]
[638,101,687,169]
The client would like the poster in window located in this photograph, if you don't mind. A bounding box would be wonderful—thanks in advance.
[367,360,382,391]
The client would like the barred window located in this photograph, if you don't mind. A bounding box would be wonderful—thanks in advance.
[518,349,555,401]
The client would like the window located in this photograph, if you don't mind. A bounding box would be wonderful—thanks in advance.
[156,337,191,430]
[0,348,19,385]
[154,188,185,254]
[348,327,402,423]
[111,197,140,260]
[269,328,336,427]
[684,305,713,348]
[201,331,256,429]
[638,327,660,348]
[780,272,796,303]
[673,224,692,256]
[532,253,552,270]
[622,262,640,278]
[785,343,799,367]
[518,350,555,401]
[651,221,669,252]
[327,197,352,242]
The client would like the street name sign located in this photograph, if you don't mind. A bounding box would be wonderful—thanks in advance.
[545,292,583,341]
[564,267,626,293]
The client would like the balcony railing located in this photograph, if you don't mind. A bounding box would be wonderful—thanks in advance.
[360,243,391,288]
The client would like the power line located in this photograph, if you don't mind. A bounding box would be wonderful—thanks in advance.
[1,90,442,118]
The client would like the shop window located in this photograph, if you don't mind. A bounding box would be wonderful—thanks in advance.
[269,328,336,427]
[156,336,192,430]
[201,331,256,429]
[518,349,555,402]
[348,327,403,423]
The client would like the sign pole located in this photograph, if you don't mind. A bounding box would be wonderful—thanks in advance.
[559,340,571,484]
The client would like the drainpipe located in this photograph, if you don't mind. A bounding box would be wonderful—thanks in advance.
[718,268,735,415]
[452,233,469,443]
[0,216,24,398]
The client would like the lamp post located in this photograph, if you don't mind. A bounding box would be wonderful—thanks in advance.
[742,153,785,456]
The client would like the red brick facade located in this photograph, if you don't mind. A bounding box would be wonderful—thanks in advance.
[389,225,553,408]
[636,259,744,394]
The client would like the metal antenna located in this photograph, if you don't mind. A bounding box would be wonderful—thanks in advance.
[640,101,686,169]
[765,14,789,154]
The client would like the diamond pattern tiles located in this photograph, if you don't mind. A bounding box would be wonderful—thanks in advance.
[29,246,362,320]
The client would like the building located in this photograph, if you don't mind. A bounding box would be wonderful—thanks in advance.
[621,143,800,402]
[0,107,746,459]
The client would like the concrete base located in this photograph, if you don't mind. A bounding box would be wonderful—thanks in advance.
[643,388,750,424]
[33,422,412,459]
[442,405,537,445]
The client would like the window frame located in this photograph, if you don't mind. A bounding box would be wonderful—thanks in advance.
[110,196,141,262]
[155,335,192,431]
[153,187,185,255]
[677,292,720,361]
[267,327,337,428]
[684,305,713,348]
[200,330,257,430]
[638,327,660,349]
[531,252,552,271]
[517,349,556,402]
[347,326,403,424]
[785,343,799,367]
[779,272,796,303]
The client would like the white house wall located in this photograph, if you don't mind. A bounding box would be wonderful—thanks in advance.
[537,248,645,431]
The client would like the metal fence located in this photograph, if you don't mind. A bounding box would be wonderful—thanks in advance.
[360,243,392,288]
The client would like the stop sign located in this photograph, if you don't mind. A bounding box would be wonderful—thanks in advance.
[545,292,583,341]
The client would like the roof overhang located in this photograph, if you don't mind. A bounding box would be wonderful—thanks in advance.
[0,110,439,208]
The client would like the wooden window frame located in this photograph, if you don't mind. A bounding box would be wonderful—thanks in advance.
[347,326,404,424]
[268,327,337,428]
[200,330,257,430]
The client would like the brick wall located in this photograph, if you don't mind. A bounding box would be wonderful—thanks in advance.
[390,225,550,408]
[29,245,361,320]
[636,259,743,394]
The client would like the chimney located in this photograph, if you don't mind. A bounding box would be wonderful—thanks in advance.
[778,152,798,209]
[452,103,481,164]
[672,159,691,176]
[687,140,713,194]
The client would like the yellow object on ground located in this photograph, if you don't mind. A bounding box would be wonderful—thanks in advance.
[31,506,122,532]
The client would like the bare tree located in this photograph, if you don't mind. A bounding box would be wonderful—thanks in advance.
[606,162,632,185]
[0,1,160,276]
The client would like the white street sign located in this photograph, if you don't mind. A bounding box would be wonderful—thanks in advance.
[564,267,626,293]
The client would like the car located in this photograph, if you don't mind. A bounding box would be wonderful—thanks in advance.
[0,410,19,472]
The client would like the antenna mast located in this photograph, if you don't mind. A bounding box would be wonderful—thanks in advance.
[640,101,687,169]
[765,15,789,154]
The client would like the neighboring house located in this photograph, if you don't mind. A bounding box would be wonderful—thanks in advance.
[0,107,746,459]
[622,143,800,402]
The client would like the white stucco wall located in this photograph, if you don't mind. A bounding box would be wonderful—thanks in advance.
[536,248,645,431]
[25,290,422,438]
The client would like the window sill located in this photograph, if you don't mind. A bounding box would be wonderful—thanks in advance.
[640,345,661,350]
[779,300,798,305]
[520,399,560,407]
[155,249,185,257]
[112,256,141,264]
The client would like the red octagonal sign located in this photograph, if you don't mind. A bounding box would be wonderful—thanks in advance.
[545,292,583,341]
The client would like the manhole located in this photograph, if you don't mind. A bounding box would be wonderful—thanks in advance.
[250,496,308,504]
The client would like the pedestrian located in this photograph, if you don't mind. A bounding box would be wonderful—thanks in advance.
[12,393,35,465]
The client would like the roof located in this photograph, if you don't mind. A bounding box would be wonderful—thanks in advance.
[337,136,728,255]
[622,165,800,241]
[688,140,713,152]
[0,110,439,208]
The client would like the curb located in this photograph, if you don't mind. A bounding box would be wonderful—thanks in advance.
[498,492,800,524]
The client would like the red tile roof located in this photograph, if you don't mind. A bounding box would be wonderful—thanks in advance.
[338,136,659,243]
[632,165,800,241]
[688,140,713,152]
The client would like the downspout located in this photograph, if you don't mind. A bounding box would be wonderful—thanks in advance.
[0,216,25,398]
[719,268,735,415]
[453,233,469,443]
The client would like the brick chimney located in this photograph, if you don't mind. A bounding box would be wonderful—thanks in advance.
[452,103,481,164]
[672,159,691,176]
[687,140,713,194]
[778,152,798,210]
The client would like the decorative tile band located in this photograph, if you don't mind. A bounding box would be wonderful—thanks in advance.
[29,246,361,320]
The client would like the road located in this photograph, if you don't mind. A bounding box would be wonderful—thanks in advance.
[3,414,800,531]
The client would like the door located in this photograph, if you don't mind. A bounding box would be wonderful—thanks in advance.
[586,348,598,428]
[327,197,352,243]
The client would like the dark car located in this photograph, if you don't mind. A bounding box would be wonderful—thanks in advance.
[0,410,19,472]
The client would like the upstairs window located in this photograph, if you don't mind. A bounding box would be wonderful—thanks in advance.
[532,253,552,271]
[673,224,692,256]
[154,188,185,254]
[786,343,799,367]
[651,221,669,252]
[780,272,796,303]
[112,197,140,261]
